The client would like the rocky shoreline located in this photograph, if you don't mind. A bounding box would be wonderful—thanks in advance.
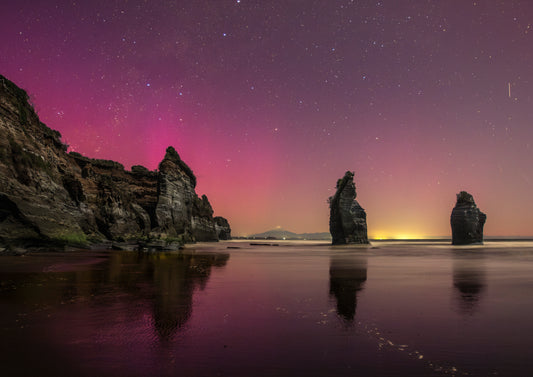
[0,75,230,252]
[0,74,490,252]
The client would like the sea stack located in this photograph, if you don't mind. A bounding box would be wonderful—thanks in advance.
[450,191,486,245]
[329,171,369,245]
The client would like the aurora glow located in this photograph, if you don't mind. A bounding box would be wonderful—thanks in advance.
[2,0,533,237]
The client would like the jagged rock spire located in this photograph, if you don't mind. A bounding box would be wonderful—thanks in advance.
[329,171,369,245]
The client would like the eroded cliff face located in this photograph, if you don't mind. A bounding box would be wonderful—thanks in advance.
[0,74,229,247]
[451,191,486,245]
[214,216,231,240]
[329,171,369,245]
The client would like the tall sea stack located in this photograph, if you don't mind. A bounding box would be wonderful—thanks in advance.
[451,191,486,245]
[329,171,369,245]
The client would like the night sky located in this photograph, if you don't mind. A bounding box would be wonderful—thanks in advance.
[2,0,533,238]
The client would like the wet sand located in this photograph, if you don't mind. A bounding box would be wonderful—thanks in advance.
[1,240,532,376]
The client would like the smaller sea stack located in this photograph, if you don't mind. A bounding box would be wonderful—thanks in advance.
[451,191,486,245]
[329,171,369,245]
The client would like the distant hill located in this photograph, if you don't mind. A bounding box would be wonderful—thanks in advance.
[250,228,332,240]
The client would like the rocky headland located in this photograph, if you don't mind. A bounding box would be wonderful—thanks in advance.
[450,191,486,245]
[0,74,230,251]
[329,171,369,245]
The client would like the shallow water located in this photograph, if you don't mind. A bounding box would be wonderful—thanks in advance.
[1,241,533,376]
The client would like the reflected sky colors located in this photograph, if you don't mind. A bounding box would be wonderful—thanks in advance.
[2,241,533,376]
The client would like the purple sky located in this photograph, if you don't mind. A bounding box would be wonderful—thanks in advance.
[2,0,533,237]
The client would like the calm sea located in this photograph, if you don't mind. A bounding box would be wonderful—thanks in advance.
[1,240,533,376]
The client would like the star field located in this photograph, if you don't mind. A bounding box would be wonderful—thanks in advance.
[2,0,533,237]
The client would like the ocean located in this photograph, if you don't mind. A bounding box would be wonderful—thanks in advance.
[1,240,533,376]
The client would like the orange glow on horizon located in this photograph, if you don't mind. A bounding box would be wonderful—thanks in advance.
[369,231,426,240]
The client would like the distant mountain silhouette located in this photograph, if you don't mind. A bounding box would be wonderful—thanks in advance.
[250,228,332,240]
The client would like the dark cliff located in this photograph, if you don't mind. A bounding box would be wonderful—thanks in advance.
[214,216,231,240]
[450,191,486,245]
[0,74,230,248]
[329,171,369,245]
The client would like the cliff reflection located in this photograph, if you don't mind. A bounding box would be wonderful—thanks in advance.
[4,250,229,342]
[452,252,486,315]
[147,252,229,340]
[329,255,367,322]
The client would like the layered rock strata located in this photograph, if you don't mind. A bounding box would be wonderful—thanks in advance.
[0,74,229,247]
[329,171,369,245]
[450,191,486,245]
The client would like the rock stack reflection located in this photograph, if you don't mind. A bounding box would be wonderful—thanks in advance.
[329,255,367,321]
[452,253,486,315]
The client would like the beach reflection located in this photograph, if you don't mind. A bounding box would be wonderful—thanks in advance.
[148,253,230,340]
[329,254,367,322]
[1,250,229,342]
[5,242,533,376]
[452,252,486,315]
